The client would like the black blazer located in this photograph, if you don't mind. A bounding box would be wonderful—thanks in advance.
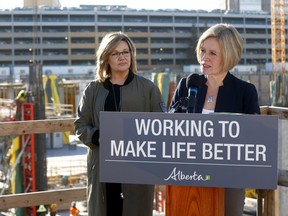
[170,72,260,114]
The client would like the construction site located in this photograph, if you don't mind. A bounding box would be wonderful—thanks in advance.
[0,0,288,215]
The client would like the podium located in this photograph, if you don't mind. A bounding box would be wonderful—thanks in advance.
[166,186,224,216]
[99,112,278,216]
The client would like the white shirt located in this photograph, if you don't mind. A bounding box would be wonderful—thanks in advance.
[202,108,214,114]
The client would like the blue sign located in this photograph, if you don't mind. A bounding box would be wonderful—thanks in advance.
[100,112,278,189]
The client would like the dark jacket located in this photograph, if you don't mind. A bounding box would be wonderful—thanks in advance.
[169,72,260,216]
[170,72,260,114]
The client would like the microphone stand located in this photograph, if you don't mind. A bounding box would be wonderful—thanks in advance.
[186,89,197,113]
[169,98,187,113]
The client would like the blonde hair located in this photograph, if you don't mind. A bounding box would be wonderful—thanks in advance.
[196,23,243,72]
[96,32,137,82]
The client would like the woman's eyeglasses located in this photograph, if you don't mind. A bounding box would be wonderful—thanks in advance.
[111,50,130,59]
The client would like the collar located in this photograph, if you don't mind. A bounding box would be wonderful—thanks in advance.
[103,71,134,89]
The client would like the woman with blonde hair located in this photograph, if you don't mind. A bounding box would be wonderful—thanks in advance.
[170,23,260,216]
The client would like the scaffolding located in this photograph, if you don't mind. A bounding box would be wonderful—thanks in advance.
[271,0,288,106]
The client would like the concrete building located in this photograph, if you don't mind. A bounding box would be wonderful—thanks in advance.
[223,0,271,12]
[0,4,285,72]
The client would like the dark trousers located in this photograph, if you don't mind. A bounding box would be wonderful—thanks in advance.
[106,183,123,216]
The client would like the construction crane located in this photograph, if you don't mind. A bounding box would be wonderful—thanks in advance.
[270,0,288,106]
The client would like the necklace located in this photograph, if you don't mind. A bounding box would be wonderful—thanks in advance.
[207,96,213,103]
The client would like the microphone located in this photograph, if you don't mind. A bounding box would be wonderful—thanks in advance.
[186,73,201,113]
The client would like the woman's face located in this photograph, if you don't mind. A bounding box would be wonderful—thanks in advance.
[108,40,131,74]
[199,37,224,76]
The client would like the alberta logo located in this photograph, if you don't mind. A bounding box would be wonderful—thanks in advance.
[164,167,211,182]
